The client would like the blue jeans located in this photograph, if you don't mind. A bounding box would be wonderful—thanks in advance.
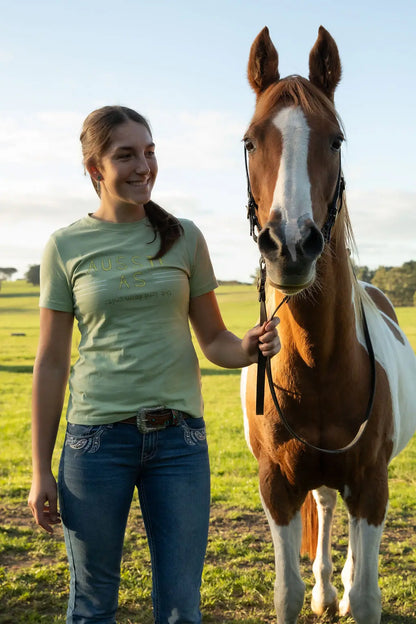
[58,414,210,624]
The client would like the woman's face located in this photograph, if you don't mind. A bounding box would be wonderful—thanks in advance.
[96,120,158,211]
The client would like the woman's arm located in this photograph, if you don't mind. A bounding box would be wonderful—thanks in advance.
[28,308,74,533]
[189,290,280,368]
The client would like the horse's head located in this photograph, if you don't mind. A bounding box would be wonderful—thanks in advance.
[245,26,344,295]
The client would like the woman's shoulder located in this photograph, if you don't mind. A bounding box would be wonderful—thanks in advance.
[177,218,203,237]
[48,216,94,242]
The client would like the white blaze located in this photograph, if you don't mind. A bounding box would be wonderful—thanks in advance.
[271,107,312,261]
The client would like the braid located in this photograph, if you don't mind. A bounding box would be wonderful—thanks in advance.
[144,201,184,259]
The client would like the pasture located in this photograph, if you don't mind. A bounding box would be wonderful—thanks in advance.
[0,280,415,623]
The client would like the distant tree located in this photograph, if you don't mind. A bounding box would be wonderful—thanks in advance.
[250,260,416,306]
[353,265,375,283]
[0,267,17,290]
[25,265,40,286]
[372,262,416,306]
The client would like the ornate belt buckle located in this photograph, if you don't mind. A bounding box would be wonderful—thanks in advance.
[136,406,165,434]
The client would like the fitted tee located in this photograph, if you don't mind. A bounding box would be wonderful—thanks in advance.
[39,215,218,424]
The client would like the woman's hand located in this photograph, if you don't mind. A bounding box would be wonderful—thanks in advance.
[28,472,61,534]
[190,291,281,368]
[241,318,281,364]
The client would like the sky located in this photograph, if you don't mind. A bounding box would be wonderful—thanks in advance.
[0,0,415,282]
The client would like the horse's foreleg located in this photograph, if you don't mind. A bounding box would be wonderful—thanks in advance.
[261,492,305,624]
[310,486,338,616]
[341,470,388,624]
[343,515,384,623]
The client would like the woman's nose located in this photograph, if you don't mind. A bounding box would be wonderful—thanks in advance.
[135,155,150,174]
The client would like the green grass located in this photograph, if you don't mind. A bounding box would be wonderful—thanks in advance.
[1,281,416,623]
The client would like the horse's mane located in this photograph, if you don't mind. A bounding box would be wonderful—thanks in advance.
[253,75,343,131]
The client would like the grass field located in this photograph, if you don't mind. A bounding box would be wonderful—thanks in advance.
[0,280,415,623]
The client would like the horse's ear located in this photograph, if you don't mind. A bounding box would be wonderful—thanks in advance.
[309,26,341,101]
[247,27,280,96]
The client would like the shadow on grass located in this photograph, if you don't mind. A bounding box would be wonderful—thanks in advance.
[0,365,33,373]
[0,293,39,298]
[200,368,241,376]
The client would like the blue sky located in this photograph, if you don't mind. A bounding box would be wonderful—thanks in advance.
[1,0,415,281]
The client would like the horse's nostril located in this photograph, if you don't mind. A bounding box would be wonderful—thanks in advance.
[258,227,279,255]
[302,224,324,259]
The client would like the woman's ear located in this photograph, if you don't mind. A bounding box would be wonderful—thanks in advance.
[87,165,103,181]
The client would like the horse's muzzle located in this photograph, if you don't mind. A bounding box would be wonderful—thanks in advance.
[258,217,324,293]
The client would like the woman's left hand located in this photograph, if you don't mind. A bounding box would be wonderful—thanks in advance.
[242,318,281,364]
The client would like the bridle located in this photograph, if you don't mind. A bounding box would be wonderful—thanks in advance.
[244,144,376,454]
[244,144,346,245]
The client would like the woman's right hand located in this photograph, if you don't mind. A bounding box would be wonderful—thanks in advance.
[28,472,61,534]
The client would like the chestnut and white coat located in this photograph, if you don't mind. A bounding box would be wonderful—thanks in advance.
[241,25,416,624]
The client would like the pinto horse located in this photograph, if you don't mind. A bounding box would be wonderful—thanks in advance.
[241,26,416,624]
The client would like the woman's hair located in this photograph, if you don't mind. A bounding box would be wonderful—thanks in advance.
[80,105,183,259]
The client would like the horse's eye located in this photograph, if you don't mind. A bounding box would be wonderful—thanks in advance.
[244,138,256,153]
[331,135,344,152]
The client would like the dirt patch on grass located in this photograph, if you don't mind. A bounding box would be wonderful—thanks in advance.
[2,501,415,623]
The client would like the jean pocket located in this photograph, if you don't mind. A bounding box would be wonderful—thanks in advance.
[65,423,111,454]
[180,417,207,446]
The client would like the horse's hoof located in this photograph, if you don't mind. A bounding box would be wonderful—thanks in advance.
[311,596,339,617]
[339,597,351,616]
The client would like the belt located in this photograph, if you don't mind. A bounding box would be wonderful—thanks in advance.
[119,407,187,434]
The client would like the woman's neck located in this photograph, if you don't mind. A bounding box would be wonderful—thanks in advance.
[92,201,146,223]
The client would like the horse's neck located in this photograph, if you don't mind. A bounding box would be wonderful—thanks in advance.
[269,246,357,368]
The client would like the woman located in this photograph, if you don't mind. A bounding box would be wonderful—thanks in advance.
[28,105,279,624]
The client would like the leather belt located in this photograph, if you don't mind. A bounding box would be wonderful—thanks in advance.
[119,407,187,434]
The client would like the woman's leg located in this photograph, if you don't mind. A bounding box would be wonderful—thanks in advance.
[58,423,139,624]
[138,416,210,624]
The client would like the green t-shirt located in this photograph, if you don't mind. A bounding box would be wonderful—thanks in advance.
[39,215,218,424]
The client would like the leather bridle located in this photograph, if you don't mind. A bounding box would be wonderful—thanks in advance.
[244,145,376,454]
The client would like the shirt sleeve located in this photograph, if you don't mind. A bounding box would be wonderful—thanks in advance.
[39,235,74,312]
[188,224,218,298]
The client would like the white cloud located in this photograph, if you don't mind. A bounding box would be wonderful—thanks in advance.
[0,48,13,63]
[0,109,414,282]
[153,109,244,172]
[348,190,416,267]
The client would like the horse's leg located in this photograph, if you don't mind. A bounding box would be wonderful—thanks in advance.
[261,496,304,624]
[342,514,384,623]
[310,486,338,616]
[259,464,305,624]
[339,539,354,616]
[340,468,388,624]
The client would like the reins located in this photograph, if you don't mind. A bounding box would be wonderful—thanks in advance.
[245,145,377,454]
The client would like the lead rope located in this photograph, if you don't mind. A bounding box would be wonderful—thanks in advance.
[264,300,376,454]
[256,257,290,414]
[256,260,376,453]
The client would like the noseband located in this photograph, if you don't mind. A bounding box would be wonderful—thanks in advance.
[244,145,376,455]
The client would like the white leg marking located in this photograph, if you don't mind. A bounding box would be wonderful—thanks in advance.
[271,107,312,262]
[311,487,338,615]
[346,516,384,624]
[261,492,305,624]
[339,542,354,616]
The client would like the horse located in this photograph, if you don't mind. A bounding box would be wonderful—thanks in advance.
[240,25,416,624]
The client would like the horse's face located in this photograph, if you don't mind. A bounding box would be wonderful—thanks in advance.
[245,26,343,295]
